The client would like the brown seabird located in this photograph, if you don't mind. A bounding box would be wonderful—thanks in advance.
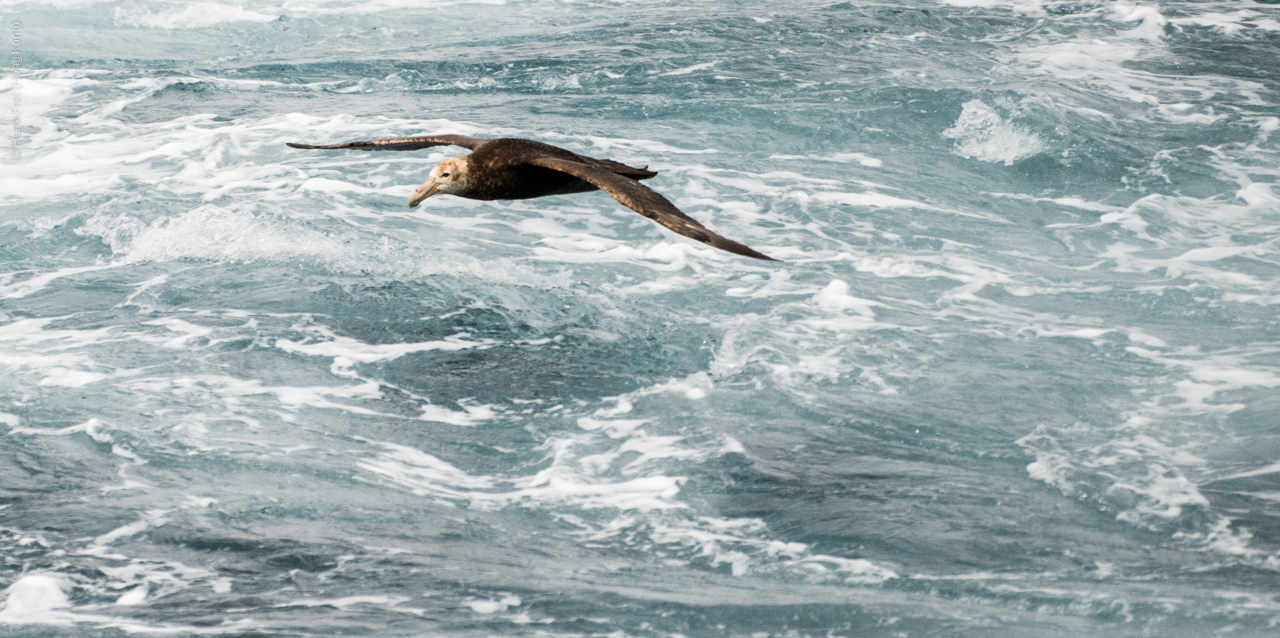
[287,134,776,261]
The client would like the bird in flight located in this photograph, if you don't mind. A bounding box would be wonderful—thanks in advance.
[287,134,776,261]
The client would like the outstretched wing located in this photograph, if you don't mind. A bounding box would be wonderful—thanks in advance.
[286,134,486,152]
[528,156,777,261]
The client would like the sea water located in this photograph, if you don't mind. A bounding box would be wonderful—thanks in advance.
[2,1,1279,636]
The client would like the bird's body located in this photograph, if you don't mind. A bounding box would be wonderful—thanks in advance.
[287,134,776,261]
[436,138,656,200]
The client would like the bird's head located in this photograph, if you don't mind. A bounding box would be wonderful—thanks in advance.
[409,156,472,208]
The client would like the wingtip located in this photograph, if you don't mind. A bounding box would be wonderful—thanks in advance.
[718,238,779,262]
[720,243,781,262]
[285,142,313,149]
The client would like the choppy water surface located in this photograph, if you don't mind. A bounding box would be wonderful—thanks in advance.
[2,0,1280,635]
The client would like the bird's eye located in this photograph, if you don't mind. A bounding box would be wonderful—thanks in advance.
[441,172,450,177]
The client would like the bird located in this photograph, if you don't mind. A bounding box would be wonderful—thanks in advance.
[286,134,777,261]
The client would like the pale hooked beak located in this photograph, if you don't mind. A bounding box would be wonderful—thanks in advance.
[408,180,438,208]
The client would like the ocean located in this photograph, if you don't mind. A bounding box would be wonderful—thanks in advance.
[2,0,1280,635]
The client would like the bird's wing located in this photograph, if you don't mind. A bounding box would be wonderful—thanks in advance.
[286,134,486,152]
[528,156,776,261]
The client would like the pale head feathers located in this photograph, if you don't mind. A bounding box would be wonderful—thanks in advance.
[426,156,472,195]
[409,156,473,207]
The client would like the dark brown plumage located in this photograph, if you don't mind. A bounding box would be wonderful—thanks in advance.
[286,135,777,261]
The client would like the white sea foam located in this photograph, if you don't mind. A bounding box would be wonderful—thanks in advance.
[0,318,118,388]
[8,418,111,441]
[114,586,147,606]
[3,0,118,6]
[144,318,215,349]
[1169,10,1269,36]
[125,374,390,420]
[658,62,718,77]
[278,0,507,14]
[1112,464,1210,521]
[939,0,1044,16]
[1124,346,1280,413]
[1088,186,1280,294]
[1111,4,1168,41]
[796,190,1005,222]
[418,403,498,426]
[0,307,505,433]
[1216,460,1280,483]
[466,595,520,614]
[0,265,116,300]
[276,326,492,377]
[0,575,70,624]
[0,528,237,631]
[358,440,496,499]
[769,153,883,167]
[0,74,95,149]
[277,595,413,609]
[361,433,689,511]
[75,204,566,288]
[1014,32,1267,120]
[579,136,717,155]
[990,192,1122,213]
[812,279,884,316]
[793,555,899,584]
[356,370,901,583]
[714,276,907,395]
[1019,338,1280,547]
[942,100,1045,165]
[113,3,279,29]
[1018,423,1216,531]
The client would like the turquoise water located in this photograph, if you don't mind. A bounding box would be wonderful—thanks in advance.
[2,1,1280,635]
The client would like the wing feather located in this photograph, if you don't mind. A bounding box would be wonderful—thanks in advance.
[528,157,776,261]
[286,134,486,152]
